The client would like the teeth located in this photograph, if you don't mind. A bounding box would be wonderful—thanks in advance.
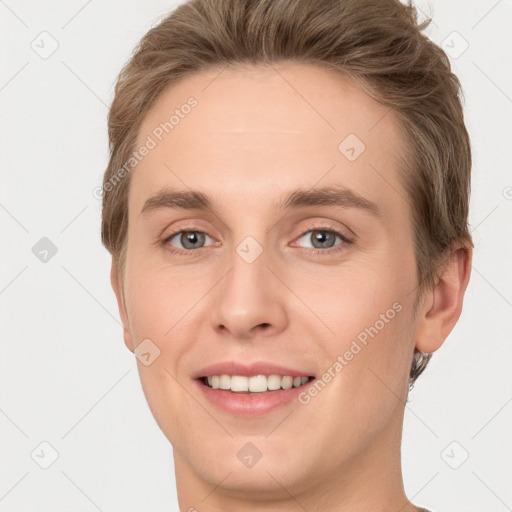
[281,376,293,389]
[231,375,249,392]
[249,375,267,392]
[219,375,230,390]
[202,374,311,393]
[267,374,282,391]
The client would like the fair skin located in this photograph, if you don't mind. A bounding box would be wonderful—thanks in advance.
[111,62,471,511]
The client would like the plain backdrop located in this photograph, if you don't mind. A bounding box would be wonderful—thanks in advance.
[1,1,511,511]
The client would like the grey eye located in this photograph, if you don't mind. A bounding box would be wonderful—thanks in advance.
[168,231,212,250]
[297,230,341,250]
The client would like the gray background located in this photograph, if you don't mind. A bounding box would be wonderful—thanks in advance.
[1,1,511,510]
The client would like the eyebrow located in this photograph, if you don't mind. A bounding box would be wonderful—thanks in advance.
[140,185,382,219]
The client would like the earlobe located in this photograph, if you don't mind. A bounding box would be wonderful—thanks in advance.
[415,245,472,354]
[110,260,135,353]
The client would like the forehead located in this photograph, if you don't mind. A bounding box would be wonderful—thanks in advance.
[131,62,407,217]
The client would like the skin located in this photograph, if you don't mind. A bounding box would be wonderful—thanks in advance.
[110,62,472,511]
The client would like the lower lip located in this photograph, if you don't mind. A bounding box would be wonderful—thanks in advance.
[195,379,314,417]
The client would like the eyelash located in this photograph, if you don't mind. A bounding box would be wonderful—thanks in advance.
[162,225,353,256]
[296,225,353,255]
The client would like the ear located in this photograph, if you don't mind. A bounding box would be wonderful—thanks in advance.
[110,260,135,353]
[415,245,472,353]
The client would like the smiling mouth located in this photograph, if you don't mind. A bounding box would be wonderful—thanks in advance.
[200,374,315,393]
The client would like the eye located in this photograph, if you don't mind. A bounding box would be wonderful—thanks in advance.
[162,226,352,255]
[164,229,216,252]
[294,227,352,253]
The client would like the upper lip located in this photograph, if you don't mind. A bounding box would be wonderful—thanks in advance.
[192,361,315,379]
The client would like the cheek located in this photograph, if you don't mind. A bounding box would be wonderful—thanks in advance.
[301,255,412,347]
[302,258,415,413]
[303,298,414,460]
[123,256,198,342]
[121,263,194,425]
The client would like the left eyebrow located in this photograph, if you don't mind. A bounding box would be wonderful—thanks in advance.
[274,185,382,219]
[140,185,382,219]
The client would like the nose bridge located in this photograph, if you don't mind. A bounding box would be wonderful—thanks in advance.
[210,231,287,338]
[223,234,270,313]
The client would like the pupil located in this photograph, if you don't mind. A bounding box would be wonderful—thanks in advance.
[182,231,204,249]
[313,230,334,248]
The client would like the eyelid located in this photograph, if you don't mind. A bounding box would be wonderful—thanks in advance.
[290,225,353,255]
[294,222,355,243]
[162,226,218,252]
[162,222,355,255]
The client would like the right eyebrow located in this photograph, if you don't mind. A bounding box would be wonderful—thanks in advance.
[140,189,214,216]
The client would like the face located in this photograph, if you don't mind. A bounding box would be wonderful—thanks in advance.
[115,62,423,501]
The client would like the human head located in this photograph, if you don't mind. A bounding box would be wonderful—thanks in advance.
[101,0,472,386]
[101,0,472,508]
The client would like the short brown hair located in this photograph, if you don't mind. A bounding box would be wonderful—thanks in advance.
[101,0,472,385]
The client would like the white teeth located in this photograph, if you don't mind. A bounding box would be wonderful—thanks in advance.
[203,374,311,392]
[219,374,230,390]
[248,375,267,392]
[230,376,249,392]
[281,376,293,389]
[267,374,282,391]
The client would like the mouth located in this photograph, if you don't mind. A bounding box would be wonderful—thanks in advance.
[192,361,317,416]
[199,374,315,393]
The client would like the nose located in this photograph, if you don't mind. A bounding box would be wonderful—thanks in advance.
[210,239,288,340]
